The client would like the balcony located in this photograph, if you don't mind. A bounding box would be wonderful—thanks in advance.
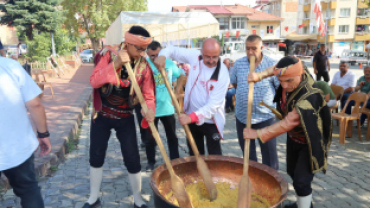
[321,1,337,10]
[356,17,370,25]
[303,4,311,12]
[302,19,310,26]
[358,0,368,8]
[355,32,370,41]
[327,18,336,26]
[317,35,335,43]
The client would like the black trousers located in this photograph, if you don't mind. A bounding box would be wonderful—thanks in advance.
[1,155,44,208]
[134,105,147,144]
[89,114,141,174]
[145,115,180,164]
[286,138,315,197]
[316,70,330,82]
[187,123,222,156]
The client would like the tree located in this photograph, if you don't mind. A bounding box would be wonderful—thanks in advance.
[0,0,66,40]
[61,0,147,54]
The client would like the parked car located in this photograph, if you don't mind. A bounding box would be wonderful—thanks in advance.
[80,49,94,63]
[4,45,17,56]
[340,49,369,65]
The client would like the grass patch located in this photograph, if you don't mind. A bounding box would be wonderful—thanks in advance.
[50,165,58,171]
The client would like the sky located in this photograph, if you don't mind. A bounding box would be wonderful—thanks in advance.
[147,0,257,12]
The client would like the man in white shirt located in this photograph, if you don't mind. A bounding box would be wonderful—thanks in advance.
[0,57,51,208]
[155,38,230,155]
[331,62,357,108]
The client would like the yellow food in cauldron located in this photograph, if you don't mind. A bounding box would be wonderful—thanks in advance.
[163,182,270,208]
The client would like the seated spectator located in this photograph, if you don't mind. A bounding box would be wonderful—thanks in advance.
[223,58,235,113]
[331,62,356,109]
[316,81,337,107]
[344,66,370,126]
[178,63,190,76]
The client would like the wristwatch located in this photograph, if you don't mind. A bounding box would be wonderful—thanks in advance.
[37,131,50,138]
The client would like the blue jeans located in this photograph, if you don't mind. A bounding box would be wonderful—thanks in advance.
[225,88,236,109]
[341,93,352,110]
[345,100,370,125]
[1,155,44,208]
[236,118,279,170]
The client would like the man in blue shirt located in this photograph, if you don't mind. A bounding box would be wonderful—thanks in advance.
[0,40,5,57]
[230,35,279,170]
[144,41,185,171]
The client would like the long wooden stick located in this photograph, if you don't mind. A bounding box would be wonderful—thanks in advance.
[124,62,193,208]
[159,68,218,201]
[237,56,256,208]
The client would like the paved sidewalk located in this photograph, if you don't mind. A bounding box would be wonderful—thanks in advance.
[1,104,370,207]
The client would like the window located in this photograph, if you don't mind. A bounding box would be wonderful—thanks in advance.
[313,26,317,33]
[338,25,349,33]
[303,27,308,34]
[251,25,260,29]
[216,18,229,30]
[304,12,310,19]
[357,8,369,16]
[267,26,274,34]
[231,17,245,29]
[340,8,350,17]
[356,25,370,32]
[277,3,280,10]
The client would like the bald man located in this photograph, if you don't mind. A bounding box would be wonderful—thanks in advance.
[155,38,229,156]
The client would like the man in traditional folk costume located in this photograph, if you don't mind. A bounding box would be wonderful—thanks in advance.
[154,38,230,156]
[83,26,155,208]
[244,56,332,208]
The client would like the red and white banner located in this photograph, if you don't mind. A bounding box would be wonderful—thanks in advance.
[313,0,327,37]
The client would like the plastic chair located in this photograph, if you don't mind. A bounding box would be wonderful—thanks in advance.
[330,84,344,126]
[31,69,55,98]
[359,92,370,140]
[332,92,368,144]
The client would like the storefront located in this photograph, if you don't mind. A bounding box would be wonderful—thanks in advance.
[332,41,351,57]
[352,41,365,51]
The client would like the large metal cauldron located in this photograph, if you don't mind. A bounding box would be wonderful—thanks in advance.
[150,155,288,208]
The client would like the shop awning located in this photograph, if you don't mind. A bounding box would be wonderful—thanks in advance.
[284,33,317,41]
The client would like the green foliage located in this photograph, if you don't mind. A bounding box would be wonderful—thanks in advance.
[0,0,66,40]
[50,166,58,171]
[61,0,148,51]
[24,31,52,62]
[54,28,77,56]
[24,28,76,61]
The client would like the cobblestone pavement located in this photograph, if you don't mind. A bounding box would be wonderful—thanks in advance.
[1,66,370,208]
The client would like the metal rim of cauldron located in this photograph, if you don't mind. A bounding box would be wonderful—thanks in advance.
[150,155,289,208]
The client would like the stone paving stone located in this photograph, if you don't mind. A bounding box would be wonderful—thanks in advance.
[2,66,370,207]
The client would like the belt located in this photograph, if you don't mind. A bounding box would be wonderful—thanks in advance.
[100,106,133,119]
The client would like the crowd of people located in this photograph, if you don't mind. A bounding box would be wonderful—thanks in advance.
[1,24,367,208]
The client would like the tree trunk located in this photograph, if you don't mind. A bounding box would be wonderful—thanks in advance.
[91,37,100,58]
[26,27,33,40]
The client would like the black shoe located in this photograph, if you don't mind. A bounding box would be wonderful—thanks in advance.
[134,204,148,208]
[146,163,155,172]
[284,202,313,208]
[82,199,101,208]
[225,108,231,113]
[284,202,297,208]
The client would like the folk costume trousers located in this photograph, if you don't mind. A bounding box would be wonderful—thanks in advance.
[286,137,315,197]
[89,114,141,174]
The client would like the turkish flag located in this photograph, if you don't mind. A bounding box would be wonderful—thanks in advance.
[225,31,229,37]
[285,26,289,31]
[252,30,256,35]
[236,31,240,38]
[268,28,273,32]
[299,24,304,29]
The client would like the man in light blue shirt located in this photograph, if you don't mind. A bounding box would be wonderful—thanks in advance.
[230,35,279,170]
[0,57,51,207]
[144,41,185,171]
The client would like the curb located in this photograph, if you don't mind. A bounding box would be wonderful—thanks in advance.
[0,88,92,191]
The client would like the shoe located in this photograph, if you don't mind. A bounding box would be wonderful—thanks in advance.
[146,163,155,172]
[82,199,101,208]
[134,204,148,208]
[284,202,297,208]
[225,108,231,113]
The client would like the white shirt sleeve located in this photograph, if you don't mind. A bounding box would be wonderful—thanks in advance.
[349,73,357,88]
[194,68,230,125]
[158,45,201,65]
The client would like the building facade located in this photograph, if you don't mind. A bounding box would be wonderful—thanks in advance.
[172,4,283,49]
[296,0,370,56]
[0,0,19,45]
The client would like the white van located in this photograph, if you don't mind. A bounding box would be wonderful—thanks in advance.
[340,50,369,65]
